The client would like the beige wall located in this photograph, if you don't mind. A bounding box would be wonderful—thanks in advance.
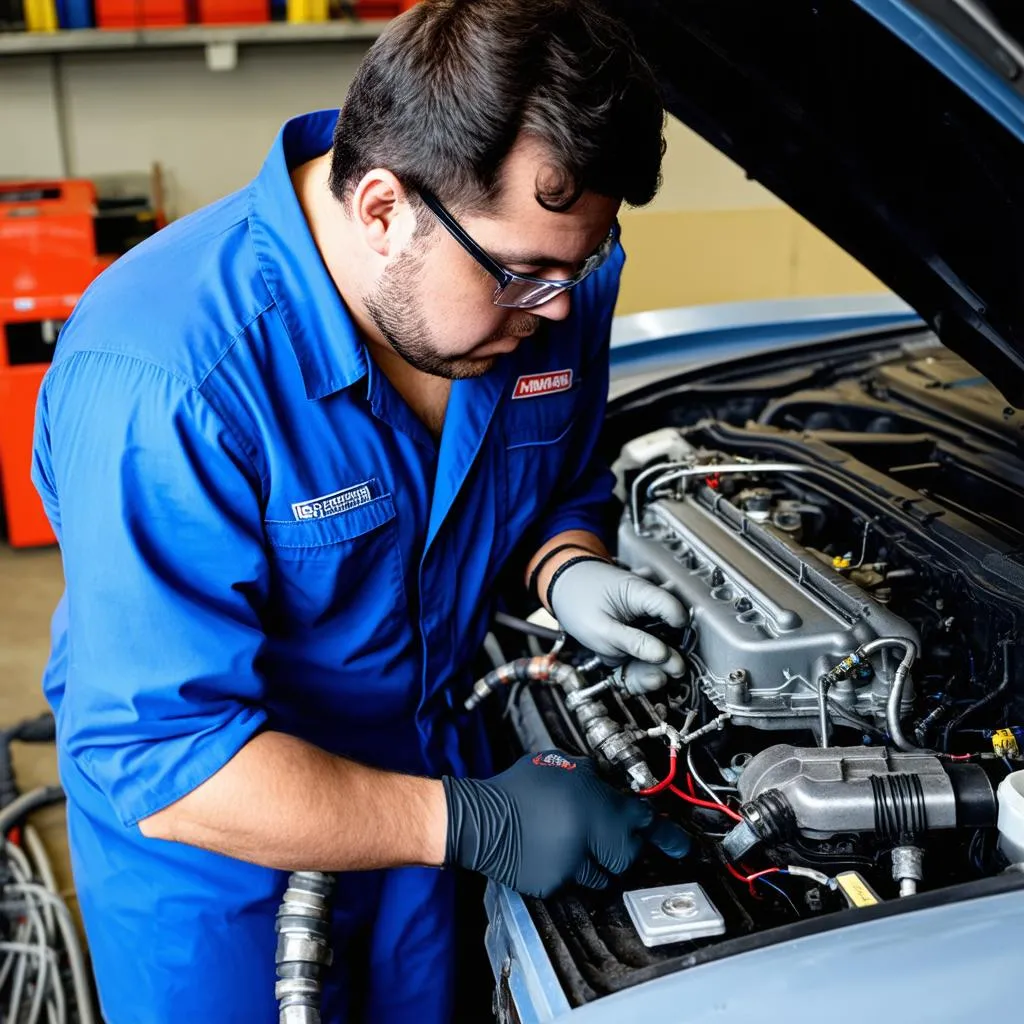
[1,44,369,216]
[0,49,884,310]
[615,116,884,313]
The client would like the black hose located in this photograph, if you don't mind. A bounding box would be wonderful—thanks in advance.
[0,713,57,811]
[943,640,1014,750]
[493,611,562,641]
[10,714,55,744]
[826,699,887,741]
[0,736,15,810]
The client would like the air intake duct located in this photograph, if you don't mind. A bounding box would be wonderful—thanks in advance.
[720,745,997,860]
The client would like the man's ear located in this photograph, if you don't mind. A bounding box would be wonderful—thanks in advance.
[349,169,418,258]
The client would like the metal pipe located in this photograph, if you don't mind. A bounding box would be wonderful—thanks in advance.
[631,461,818,531]
[818,677,831,748]
[275,872,335,1024]
[859,637,920,752]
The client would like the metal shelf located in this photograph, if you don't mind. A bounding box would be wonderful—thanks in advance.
[0,20,390,57]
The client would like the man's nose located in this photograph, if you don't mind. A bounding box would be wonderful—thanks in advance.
[531,291,572,322]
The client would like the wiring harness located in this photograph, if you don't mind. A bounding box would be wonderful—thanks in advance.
[0,713,95,1024]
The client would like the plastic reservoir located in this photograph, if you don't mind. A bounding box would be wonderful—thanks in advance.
[997,771,1024,864]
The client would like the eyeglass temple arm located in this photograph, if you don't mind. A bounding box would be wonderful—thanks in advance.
[418,190,511,285]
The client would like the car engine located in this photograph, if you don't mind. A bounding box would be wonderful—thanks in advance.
[476,337,1024,1010]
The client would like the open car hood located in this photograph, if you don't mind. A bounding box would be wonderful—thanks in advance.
[608,0,1024,402]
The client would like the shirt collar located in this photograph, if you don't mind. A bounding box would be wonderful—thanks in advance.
[248,109,367,401]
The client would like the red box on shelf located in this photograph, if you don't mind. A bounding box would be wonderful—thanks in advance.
[0,180,98,301]
[0,180,109,549]
[197,0,268,24]
[0,299,74,549]
[94,0,191,28]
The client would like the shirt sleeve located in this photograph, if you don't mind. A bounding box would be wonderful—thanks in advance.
[528,246,624,549]
[32,349,270,828]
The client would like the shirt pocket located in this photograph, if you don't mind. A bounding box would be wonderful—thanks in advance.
[503,375,582,450]
[262,494,409,639]
[500,378,583,547]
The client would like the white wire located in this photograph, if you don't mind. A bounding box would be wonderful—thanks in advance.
[0,919,29,1000]
[44,950,66,1024]
[5,879,51,1024]
[21,887,57,1024]
[2,913,51,1024]
[9,831,57,942]
[686,744,727,808]
[22,828,59,939]
[9,881,47,1024]
[9,950,30,1022]
[7,886,94,1024]
[2,834,58,1024]
[0,943,58,1024]
[3,838,33,883]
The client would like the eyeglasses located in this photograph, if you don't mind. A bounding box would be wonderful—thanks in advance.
[418,188,620,310]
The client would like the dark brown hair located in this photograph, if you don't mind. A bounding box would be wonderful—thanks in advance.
[329,0,665,214]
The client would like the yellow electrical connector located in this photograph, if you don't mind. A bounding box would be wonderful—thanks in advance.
[24,0,58,32]
[836,871,881,908]
[992,728,1020,758]
[832,555,851,570]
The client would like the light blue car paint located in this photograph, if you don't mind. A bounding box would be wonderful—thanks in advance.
[607,295,922,395]
[853,0,1024,142]
[489,879,1024,1023]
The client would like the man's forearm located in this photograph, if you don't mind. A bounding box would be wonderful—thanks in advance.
[525,529,609,612]
[138,731,447,871]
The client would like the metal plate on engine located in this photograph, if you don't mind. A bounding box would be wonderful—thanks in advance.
[623,883,725,947]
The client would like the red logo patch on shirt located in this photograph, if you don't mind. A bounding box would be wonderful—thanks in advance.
[532,752,577,771]
[512,368,573,400]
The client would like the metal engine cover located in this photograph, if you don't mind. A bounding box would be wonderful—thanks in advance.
[617,490,920,731]
[735,744,958,838]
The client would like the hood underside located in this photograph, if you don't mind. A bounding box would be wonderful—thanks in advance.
[608,0,1024,401]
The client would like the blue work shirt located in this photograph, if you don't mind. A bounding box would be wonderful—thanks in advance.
[32,110,621,1023]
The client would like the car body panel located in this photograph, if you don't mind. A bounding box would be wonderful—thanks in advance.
[608,294,922,397]
[488,878,1024,1023]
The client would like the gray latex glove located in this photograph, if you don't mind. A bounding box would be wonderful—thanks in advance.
[549,559,687,679]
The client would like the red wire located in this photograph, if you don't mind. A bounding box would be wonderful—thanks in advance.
[686,773,696,798]
[726,862,782,897]
[745,867,782,883]
[638,747,678,795]
[668,784,744,821]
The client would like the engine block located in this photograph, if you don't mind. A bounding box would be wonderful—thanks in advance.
[617,487,920,733]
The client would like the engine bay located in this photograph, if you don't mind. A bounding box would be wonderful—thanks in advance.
[479,332,1024,1007]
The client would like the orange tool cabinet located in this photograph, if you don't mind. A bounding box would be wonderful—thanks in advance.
[0,180,107,548]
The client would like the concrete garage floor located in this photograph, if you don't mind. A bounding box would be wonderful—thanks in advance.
[0,543,74,910]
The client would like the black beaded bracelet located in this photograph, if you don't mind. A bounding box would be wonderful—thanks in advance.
[527,542,602,600]
[545,553,611,612]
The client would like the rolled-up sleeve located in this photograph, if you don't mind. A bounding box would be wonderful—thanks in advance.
[529,246,624,548]
[32,349,269,827]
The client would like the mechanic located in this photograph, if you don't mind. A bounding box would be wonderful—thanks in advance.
[31,1,691,1021]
